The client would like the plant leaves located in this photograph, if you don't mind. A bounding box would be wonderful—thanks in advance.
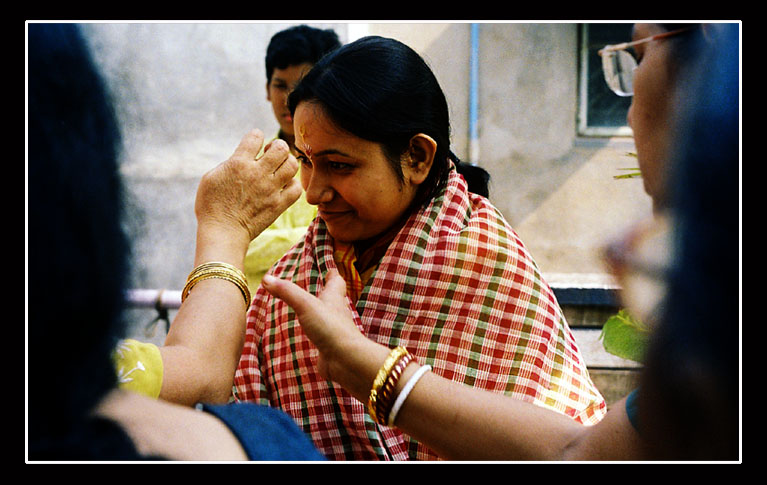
[599,310,650,363]
[614,153,641,178]
[614,167,642,179]
[613,173,642,179]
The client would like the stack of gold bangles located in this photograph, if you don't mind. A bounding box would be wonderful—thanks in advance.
[181,261,251,306]
[368,346,432,427]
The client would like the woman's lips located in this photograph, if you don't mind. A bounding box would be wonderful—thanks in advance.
[318,209,352,222]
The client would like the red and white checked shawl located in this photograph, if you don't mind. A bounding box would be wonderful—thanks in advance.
[234,170,607,460]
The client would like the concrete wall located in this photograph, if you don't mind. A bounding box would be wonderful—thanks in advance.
[81,23,348,295]
[76,22,653,338]
[363,23,652,277]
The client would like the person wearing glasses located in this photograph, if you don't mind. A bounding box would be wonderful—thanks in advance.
[599,23,703,214]
[258,23,740,460]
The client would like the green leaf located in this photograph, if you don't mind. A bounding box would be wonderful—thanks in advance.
[613,173,642,179]
[614,167,642,179]
[599,310,650,363]
[613,153,641,179]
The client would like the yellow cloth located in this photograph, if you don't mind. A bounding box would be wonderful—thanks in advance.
[332,220,401,304]
[244,133,317,295]
[333,241,377,304]
[113,339,163,398]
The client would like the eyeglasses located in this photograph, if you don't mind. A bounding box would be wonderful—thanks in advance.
[598,27,693,96]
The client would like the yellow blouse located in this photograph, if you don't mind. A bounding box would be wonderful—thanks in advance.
[112,339,164,398]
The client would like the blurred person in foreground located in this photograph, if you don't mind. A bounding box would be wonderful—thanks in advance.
[27,23,324,460]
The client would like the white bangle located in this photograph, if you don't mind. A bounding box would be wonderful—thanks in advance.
[387,364,432,427]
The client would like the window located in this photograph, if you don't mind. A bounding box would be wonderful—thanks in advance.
[578,23,634,136]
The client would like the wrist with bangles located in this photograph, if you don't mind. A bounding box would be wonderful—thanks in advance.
[181,261,251,306]
[368,345,432,427]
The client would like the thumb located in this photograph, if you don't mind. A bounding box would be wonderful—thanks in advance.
[317,269,348,306]
[261,271,356,354]
[261,274,318,317]
[262,269,348,314]
[263,270,364,373]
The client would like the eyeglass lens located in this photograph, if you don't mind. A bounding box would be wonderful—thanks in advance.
[602,50,637,97]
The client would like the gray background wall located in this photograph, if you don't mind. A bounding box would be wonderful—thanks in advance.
[74,22,652,340]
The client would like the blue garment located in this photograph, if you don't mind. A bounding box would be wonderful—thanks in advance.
[625,388,640,432]
[202,403,325,461]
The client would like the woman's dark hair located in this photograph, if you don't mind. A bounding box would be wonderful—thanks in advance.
[28,23,134,457]
[288,35,490,206]
[640,23,739,460]
[265,25,341,83]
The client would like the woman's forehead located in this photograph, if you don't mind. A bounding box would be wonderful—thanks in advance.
[295,103,342,145]
[294,102,381,160]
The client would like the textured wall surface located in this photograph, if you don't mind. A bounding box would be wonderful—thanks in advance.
[71,22,652,338]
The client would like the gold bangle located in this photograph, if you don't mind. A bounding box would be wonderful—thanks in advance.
[183,262,250,304]
[368,346,409,425]
[183,268,250,305]
[181,262,251,306]
[376,353,414,424]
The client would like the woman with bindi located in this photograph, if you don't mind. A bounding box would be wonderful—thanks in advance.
[258,23,739,461]
[235,36,606,460]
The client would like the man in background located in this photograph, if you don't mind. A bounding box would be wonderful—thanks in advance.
[244,25,341,294]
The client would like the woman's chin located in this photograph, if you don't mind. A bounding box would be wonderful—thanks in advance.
[321,215,354,241]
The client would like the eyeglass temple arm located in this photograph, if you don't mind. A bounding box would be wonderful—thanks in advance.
[598,27,693,56]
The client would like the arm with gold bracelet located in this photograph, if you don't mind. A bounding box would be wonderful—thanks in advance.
[152,129,301,406]
[260,270,645,461]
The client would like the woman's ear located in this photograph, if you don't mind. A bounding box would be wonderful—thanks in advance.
[404,134,437,186]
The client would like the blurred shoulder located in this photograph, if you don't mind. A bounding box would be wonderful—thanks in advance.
[94,390,247,461]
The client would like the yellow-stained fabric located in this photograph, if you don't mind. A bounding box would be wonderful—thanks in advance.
[113,339,164,398]
[332,219,402,304]
[333,240,377,304]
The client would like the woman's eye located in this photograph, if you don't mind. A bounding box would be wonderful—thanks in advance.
[297,155,312,167]
[329,162,352,171]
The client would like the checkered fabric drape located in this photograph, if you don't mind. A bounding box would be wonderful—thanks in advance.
[234,170,606,460]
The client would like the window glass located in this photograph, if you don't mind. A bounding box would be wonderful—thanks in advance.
[579,23,634,136]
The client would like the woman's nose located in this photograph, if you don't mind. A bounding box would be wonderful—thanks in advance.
[303,171,334,206]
